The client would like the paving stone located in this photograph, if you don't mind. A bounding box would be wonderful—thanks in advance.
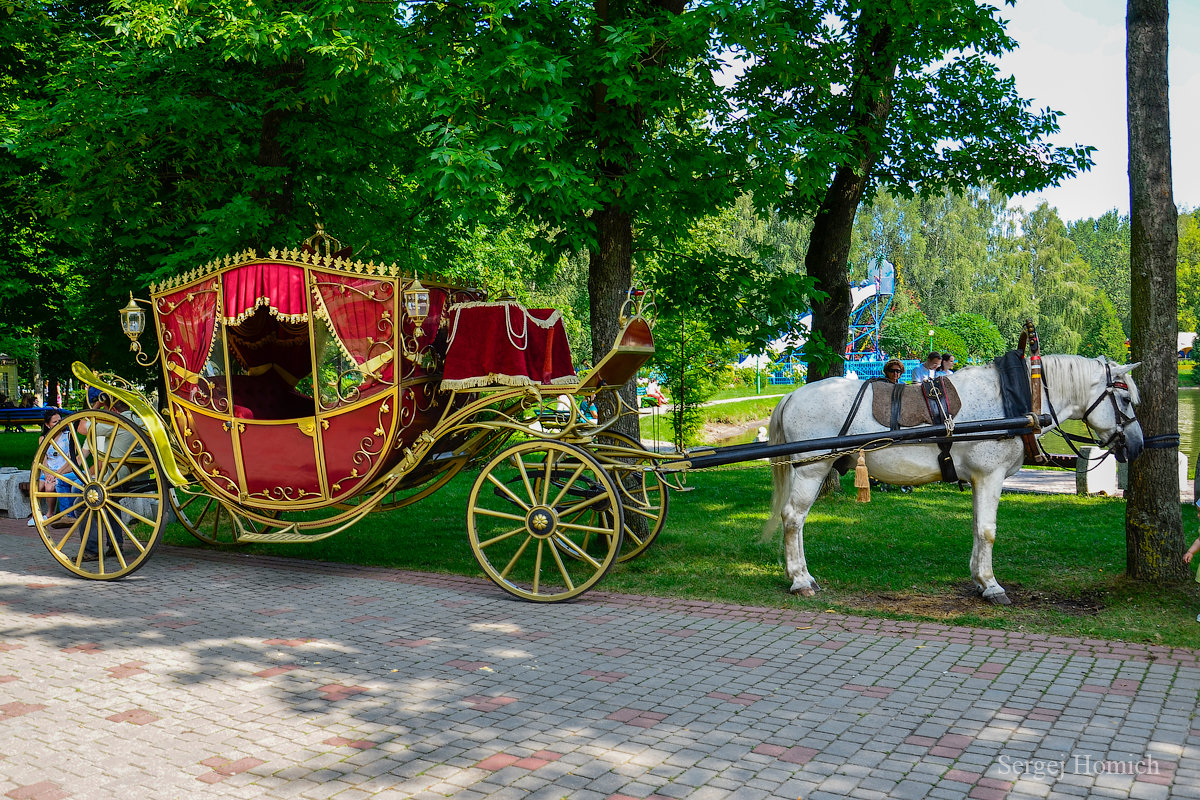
[1,519,1198,800]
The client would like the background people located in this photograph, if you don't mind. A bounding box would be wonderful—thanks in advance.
[911,352,941,383]
[881,358,904,384]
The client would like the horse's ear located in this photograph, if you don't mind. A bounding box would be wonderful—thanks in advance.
[1114,361,1142,375]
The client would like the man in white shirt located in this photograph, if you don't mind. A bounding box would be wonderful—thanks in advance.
[911,352,941,383]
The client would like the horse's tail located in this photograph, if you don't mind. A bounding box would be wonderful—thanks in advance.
[761,394,793,539]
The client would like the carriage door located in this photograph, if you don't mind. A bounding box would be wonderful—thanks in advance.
[221,263,326,505]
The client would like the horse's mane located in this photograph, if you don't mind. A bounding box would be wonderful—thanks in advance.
[1040,354,1140,405]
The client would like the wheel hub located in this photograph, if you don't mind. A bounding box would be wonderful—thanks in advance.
[84,483,106,510]
[526,506,557,539]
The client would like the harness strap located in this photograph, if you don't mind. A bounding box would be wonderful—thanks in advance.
[838,379,874,438]
[937,441,960,485]
[1144,434,1180,449]
[1020,320,1047,463]
[920,377,960,484]
[890,383,903,430]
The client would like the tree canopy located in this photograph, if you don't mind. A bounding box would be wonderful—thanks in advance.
[727,0,1093,378]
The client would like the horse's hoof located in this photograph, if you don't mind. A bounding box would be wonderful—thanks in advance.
[789,580,819,597]
[984,591,1011,606]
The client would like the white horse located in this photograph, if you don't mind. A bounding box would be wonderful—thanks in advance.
[764,355,1143,605]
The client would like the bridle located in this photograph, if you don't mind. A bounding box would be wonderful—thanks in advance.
[1041,359,1144,463]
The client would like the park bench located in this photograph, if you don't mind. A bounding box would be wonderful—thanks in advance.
[0,407,69,433]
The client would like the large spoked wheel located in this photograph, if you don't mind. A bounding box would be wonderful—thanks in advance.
[169,483,274,545]
[30,410,165,580]
[591,431,669,562]
[467,440,624,602]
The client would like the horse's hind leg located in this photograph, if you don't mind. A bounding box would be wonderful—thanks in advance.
[782,462,830,596]
[970,472,1011,605]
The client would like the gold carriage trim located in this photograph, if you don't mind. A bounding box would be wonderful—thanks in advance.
[440,373,580,391]
[223,296,310,327]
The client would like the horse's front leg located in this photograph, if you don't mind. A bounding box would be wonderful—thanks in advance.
[782,462,829,596]
[970,472,1010,605]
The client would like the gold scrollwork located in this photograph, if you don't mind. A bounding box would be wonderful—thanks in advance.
[325,397,393,497]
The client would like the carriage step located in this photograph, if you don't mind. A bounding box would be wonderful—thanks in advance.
[237,530,341,543]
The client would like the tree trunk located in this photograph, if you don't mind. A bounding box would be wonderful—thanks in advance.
[252,58,305,246]
[587,0,682,442]
[804,19,898,381]
[589,204,639,439]
[1125,0,1185,582]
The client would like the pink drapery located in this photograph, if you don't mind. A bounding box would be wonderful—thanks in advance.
[312,272,396,384]
[156,278,219,384]
[222,262,309,325]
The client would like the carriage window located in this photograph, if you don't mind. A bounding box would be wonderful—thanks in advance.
[303,318,368,410]
[219,307,317,420]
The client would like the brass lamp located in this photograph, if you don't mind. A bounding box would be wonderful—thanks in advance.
[120,293,147,353]
[404,275,431,336]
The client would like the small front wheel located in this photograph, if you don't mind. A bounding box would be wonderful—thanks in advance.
[467,440,623,602]
[589,431,669,561]
[30,410,165,580]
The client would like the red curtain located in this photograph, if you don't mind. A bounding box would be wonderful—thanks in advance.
[312,272,397,384]
[156,278,219,387]
[442,302,576,389]
[222,263,309,326]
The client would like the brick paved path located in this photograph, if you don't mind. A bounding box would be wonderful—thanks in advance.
[2,519,1198,800]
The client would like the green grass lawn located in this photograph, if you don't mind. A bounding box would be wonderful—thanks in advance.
[160,463,1200,649]
[709,383,794,402]
[0,432,38,470]
[639,397,780,443]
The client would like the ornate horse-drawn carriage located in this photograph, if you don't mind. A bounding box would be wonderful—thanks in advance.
[30,232,666,601]
[29,231,1143,604]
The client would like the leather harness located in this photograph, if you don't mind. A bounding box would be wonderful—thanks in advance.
[840,375,962,484]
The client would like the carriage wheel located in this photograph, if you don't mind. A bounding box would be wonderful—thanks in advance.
[169,483,276,545]
[467,440,623,602]
[29,411,165,580]
[590,432,669,562]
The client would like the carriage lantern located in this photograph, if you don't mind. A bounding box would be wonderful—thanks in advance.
[120,293,146,353]
[404,275,431,335]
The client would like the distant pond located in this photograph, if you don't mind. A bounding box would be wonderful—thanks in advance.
[1048,387,1199,470]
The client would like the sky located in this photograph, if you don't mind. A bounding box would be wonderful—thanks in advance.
[999,0,1200,223]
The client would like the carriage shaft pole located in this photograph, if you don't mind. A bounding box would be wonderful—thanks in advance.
[663,414,1051,472]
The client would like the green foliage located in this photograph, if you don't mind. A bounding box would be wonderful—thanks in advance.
[880,307,932,359]
[649,318,741,449]
[730,0,1093,216]
[1078,294,1128,362]
[1177,209,1200,334]
[1069,209,1132,336]
[641,199,825,357]
[930,327,968,364]
[940,312,1007,361]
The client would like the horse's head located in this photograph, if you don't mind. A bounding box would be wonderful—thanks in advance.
[1078,358,1144,463]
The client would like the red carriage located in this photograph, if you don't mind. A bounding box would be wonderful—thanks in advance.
[29,231,666,601]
